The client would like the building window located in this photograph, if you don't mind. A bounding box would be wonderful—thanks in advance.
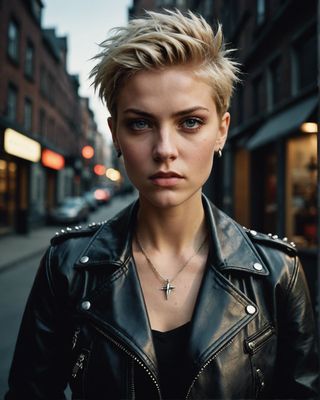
[293,33,317,92]
[24,98,33,131]
[7,84,18,121]
[256,0,266,25]
[7,19,20,62]
[267,57,281,110]
[286,132,317,248]
[39,108,46,137]
[40,65,48,97]
[25,40,35,79]
[252,75,263,116]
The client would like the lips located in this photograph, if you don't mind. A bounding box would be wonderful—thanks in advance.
[150,171,183,179]
[149,171,183,187]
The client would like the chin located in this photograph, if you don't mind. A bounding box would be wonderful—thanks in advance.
[139,188,202,210]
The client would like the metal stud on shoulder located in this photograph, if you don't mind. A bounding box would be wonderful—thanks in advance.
[272,235,278,240]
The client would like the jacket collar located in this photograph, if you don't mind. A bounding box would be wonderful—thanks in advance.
[75,195,268,378]
[75,195,268,277]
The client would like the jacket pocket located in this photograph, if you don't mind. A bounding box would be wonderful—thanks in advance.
[245,325,275,355]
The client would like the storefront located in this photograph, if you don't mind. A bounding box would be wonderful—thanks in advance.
[41,148,65,214]
[234,95,318,303]
[0,127,41,234]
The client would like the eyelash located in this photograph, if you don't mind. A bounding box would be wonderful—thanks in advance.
[127,117,205,132]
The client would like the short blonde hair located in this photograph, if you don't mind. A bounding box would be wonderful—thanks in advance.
[90,9,240,117]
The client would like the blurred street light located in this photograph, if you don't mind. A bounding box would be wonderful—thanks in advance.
[82,145,95,159]
[106,168,121,182]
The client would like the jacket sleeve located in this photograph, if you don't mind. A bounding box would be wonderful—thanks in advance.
[275,256,319,399]
[5,246,71,400]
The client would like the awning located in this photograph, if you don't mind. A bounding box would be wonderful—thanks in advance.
[246,95,318,150]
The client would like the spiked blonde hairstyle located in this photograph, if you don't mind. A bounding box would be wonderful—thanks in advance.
[90,9,240,117]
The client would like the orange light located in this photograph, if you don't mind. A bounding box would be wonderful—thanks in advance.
[82,145,95,159]
[42,149,65,170]
[94,164,106,176]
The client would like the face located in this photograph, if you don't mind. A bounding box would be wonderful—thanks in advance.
[108,65,230,209]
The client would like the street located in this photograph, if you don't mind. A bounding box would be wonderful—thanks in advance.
[0,193,137,398]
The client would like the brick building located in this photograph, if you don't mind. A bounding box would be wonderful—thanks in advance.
[0,0,95,234]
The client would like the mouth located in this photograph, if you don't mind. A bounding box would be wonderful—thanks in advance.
[149,171,184,187]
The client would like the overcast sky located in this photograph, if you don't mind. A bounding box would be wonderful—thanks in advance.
[43,0,132,139]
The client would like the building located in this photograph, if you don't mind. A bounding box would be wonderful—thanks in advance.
[127,0,319,300]
[0,0,95,234]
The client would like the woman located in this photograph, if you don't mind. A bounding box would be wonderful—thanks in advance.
[6,9,318,400]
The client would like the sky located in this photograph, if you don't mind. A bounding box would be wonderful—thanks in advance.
[42,0,132,140]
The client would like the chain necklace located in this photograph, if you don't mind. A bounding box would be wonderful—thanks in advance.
[135,233,207,300]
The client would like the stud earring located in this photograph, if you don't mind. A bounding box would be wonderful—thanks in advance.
[216,148,222,158]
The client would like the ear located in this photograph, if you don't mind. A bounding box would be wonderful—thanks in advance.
[108,117,120,151]
[215,112,230,151]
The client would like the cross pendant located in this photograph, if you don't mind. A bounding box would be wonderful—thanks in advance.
[160,279,175,300]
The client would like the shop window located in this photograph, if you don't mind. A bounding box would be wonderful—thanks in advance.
[7,83,18,121]
[24,97,33,131]
[286,133,317,248]
[25,40,35,79]
[7,18,20,62]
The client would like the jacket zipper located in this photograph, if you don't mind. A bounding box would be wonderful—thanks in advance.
[130,358,136,400]
[72,328,81,350]
[92,323,162,400]
[255,368,265,398]
[185,337,235,399]
[246,326,274,353]
[72,352,87,378]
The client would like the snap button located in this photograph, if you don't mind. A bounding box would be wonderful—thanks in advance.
[80,256,89,264]
[246,305,256,315]
[253,262,263,271]
[81,301,91,310]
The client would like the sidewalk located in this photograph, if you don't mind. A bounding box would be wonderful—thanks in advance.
[0,192,138,273]
[0,225,57,272]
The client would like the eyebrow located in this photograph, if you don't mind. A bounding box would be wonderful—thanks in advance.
[123,106,209,117]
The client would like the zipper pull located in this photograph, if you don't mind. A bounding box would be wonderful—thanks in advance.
[72,328,80,350]
[256,368,265,397]
[72,353,86,378]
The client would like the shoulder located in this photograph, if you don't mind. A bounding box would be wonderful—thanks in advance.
[242,226,297,257]
[50,221,106,246]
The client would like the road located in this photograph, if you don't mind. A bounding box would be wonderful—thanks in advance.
[0,193,137,398]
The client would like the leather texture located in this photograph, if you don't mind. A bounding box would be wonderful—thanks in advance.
[6,196,319,399]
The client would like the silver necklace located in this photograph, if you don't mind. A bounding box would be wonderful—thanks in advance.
[136,233,207,300]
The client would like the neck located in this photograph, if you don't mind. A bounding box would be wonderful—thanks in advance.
[136,191,206,253]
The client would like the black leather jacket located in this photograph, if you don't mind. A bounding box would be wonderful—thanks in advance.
[6,197,319,399]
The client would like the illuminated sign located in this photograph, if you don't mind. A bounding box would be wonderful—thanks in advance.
[42,149,65,170]
[4,128,41,162]
[82,145,94,159]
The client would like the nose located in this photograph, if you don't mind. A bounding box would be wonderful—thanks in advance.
[152,128,178,162]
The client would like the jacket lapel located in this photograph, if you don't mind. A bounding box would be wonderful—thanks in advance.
[74,201,158,377]
[188,197,268,367]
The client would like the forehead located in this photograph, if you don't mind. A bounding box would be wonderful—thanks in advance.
[116,66,217,114]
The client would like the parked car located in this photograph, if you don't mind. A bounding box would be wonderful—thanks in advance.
[49,197,89,225]
[93,187,112,205]
[83,191,98,211]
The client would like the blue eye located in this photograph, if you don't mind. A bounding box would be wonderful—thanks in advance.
[131,119,150,130]
[181,118,203,129]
